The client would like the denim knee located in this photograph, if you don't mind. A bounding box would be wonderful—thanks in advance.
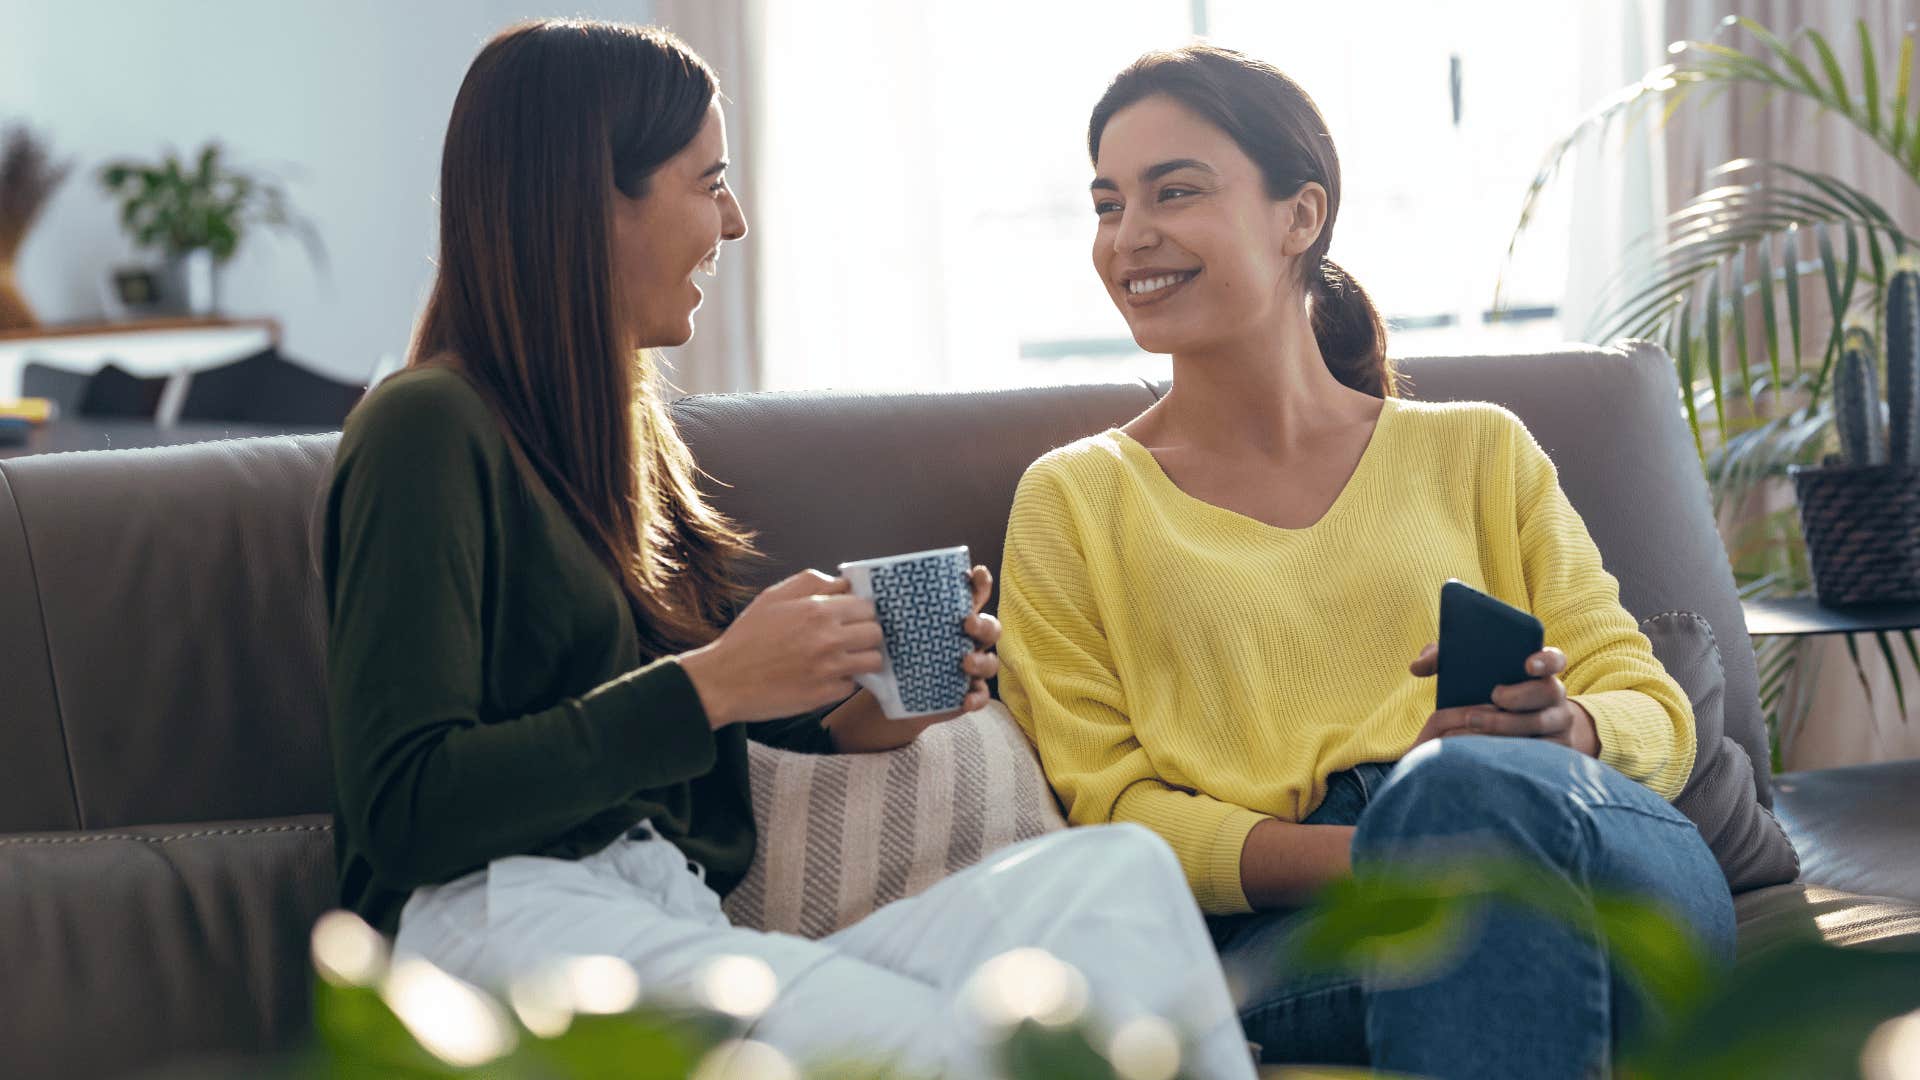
[1354,736,1588,866]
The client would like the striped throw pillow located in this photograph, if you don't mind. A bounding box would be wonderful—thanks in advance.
[722,701,1067,938]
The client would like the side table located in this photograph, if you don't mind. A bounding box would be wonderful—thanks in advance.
[1742,596,1920,638]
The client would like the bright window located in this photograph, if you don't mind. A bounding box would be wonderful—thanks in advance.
[757,0,1585,391]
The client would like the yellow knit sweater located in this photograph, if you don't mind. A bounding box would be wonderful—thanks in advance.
[997,397,1696,915]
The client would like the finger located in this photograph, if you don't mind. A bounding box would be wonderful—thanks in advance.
[1524,647,1567,678]
[962,679,990,712]
[1440,708,1569,738]
[1412,706,1470,745]
[813,594,879,623]
[836,649,886,677]
[1408,643,1439,678]
[767,569,847,599]
[1411,712,1448,746]
[964,612,1002,649]
[837,620,884,652]
[969,565,993,614]
[1416,706,1478,740]
[1490,676,1566,713]
[964,651,1001,679]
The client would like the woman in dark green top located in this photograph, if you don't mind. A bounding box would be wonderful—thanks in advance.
[323,19,1255,1079]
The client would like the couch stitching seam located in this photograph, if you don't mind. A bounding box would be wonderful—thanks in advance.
[0,823,332,846]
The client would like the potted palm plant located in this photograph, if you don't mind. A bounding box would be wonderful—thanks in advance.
[99,142,322,316]
[1790,264,1920,606]
[1506,16,1920,735]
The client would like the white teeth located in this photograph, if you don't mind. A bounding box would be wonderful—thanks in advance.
[1127,272,1193,295]
[698,251,719,276]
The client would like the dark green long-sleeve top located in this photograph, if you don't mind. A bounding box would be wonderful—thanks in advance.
[322,366,832,935]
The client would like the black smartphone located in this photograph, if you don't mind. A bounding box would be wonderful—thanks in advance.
[1435,579,1545,710]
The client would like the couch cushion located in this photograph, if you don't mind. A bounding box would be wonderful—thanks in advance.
[1772,760,1920,905]
[723,702,1065,937]
[1641,611,1800,891]
[0,815,336,1080]
[1734,882,1920,957]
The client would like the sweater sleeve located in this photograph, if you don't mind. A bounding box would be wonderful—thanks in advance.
[324,377,719,889]
[1506,414,1696,799]
[746,703,841,755]
[998,465,1267,914]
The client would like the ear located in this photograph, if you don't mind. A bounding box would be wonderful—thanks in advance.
[1278,182,1328,258]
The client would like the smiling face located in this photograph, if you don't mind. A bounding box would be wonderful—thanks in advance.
[1091,94,1324,357]
[611,98,748,349]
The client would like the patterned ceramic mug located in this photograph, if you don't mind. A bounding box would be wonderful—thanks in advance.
[837,545,974,719]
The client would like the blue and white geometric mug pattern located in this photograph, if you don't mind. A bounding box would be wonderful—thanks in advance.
[867,549,973,714]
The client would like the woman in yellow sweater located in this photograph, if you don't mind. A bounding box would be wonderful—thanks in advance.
[998,45,1735,1079]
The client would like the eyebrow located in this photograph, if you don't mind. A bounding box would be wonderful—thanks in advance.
[698,159,729,180]
[1089,157,1216,192]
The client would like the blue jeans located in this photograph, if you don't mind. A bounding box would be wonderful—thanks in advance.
[1207,736,1735,1079]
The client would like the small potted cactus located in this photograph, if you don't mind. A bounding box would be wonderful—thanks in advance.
[1790,261,1920,606]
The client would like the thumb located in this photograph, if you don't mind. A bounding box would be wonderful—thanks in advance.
[1409,643,1438,677]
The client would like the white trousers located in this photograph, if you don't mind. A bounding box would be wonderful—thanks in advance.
[395,822,1255,1079]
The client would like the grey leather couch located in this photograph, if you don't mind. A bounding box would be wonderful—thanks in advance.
[2,344,1916,1077]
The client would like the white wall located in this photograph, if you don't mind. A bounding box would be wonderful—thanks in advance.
[3,0,654,384]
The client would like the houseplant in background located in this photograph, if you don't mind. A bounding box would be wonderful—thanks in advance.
[0,122,73,332]
[1504,16,1920,751]
[1790,266,1920,607]
[98,141,323,317]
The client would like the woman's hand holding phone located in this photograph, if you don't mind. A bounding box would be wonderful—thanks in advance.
[1408,643,1600,756]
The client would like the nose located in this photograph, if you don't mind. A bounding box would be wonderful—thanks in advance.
[1112,205,1156,256]
[720,184,748,242]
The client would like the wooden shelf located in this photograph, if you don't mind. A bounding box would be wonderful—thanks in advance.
[0,316,280,344]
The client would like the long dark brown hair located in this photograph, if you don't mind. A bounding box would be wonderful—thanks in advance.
[1089,45,1397,398]
[410,19,753,653]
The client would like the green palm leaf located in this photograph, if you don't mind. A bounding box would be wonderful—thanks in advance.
[1891,34,1912,149]
[1873,631,1909,718]
[1858,21,1881,131]
[1704,271,1726,432]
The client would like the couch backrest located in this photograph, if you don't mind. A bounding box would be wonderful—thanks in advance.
[0,342,1767,834]
[0,436,340,831]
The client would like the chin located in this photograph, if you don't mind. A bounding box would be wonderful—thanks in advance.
[1125,324,1190,357]
[637,318,697,350]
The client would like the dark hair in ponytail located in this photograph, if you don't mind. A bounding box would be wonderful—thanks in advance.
[1088,45,1397,397]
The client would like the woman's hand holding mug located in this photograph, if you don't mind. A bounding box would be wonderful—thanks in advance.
[680,570,884,729]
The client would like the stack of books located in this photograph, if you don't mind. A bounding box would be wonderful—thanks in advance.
[0,398,55,447]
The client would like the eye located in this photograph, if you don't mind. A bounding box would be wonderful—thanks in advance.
[1093,199,1122,216]
[1158,186,1198,202]
[709,180,728,195]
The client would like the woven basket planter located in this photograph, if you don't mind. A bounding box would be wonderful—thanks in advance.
[1790,463,1920,606]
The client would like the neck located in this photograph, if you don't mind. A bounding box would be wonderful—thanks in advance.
[1150,295,1369,457]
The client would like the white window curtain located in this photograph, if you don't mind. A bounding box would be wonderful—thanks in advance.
[1560,0,1670,341]
[652,0,767,395]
